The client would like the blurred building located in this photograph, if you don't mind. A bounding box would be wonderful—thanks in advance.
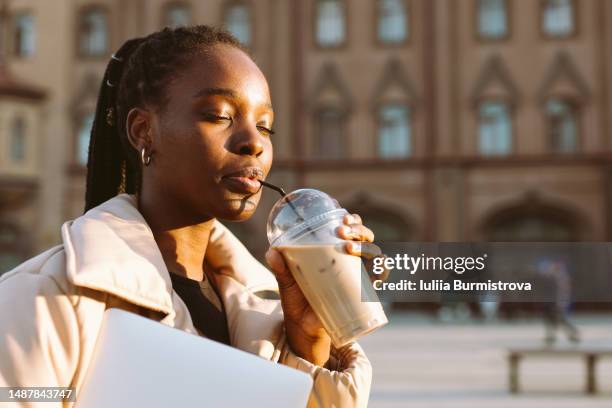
[1,0,612,272]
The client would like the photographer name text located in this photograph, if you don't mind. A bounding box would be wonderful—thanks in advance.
[372,279,532,292]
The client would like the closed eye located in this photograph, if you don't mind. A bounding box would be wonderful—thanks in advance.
[202,113,232,123]
[257,125,275,137]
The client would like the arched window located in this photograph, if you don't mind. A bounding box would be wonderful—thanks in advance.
[546,99,578,153]
[164,2,191,28]
[13,12,35,57]
[315,109,345,159]
[77,113,94,165]
[315,0,345,47]
[487,212,576,241]
[224,2,252,46]
[378,104,411,158]
[542,0,575,37]
[79,8,108,56]
[478,101,512,156]
[377,0,408,44]
[9,117,26,163]
[477,0,508,39]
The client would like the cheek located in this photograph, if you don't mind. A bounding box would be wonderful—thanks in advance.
[195,122,228,147]
[263,140,274,169]
[155,125,219,181]
[170,123,224,159]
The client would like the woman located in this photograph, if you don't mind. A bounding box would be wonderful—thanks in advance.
[0,26,375,407]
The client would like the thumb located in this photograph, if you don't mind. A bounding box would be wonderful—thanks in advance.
[265,247,296,289]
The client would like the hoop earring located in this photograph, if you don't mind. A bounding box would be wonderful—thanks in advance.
[141,147,151,166]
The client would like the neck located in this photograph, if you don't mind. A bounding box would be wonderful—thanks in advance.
[136,192,215,282]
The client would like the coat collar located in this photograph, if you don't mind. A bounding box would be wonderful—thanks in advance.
[60,193,279,317]
[61,194,174,315]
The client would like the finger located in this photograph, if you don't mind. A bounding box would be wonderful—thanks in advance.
[345,242,385,260]
[343,213,363,225]
[345,241,360,256]
[343,243,391,282]
[345,241,382,258]
[369,256,391,282]
[337,224,375,242]
[361,242,383,259]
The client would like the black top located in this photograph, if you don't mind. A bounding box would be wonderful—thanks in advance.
[169,272,231,346]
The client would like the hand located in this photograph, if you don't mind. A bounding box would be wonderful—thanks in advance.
[336,214,391,283]
[265,213,378,366]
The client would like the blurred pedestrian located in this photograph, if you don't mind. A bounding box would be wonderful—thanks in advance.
[536,258,580,345]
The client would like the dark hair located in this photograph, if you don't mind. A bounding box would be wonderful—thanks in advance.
[84,25,245,213]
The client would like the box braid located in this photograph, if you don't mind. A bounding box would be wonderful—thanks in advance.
[84,25,245,213]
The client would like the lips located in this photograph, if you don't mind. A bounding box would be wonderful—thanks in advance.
[221,166,264,194]
[223,167,265,179]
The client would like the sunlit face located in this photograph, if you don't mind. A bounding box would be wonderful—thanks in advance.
[145,44,274,221]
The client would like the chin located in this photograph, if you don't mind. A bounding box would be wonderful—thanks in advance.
[218,198,259,221]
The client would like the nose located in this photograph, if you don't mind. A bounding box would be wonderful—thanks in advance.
[230,126,264,158]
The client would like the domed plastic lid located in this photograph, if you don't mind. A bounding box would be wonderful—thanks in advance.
[266,188,347,246]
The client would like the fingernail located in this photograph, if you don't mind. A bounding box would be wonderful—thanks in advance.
[345,214,354,224]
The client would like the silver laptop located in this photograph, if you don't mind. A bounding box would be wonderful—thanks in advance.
[75,308,313,408]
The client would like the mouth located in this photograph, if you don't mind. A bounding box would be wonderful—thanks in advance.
[221,167,264,194]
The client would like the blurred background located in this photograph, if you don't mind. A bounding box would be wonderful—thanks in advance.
[0,0,611,406]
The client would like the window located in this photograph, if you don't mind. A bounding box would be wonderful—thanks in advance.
[542,0,575,37]
[547,99,578,153]
[77,113,94,165]
[315,109,345,158]
[79,8,108,56]
[9,117,26,163]
[477,0,508,39]
[487,214,574,241]
[224,3,251,46]
[164,3,191,28]
[378,104,411,158]
[315,0,345,47]
[377,0,408,44]
[478,101,512,155]
[13,13,35,57]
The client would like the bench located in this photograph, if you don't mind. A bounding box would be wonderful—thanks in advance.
[508,347,612,394]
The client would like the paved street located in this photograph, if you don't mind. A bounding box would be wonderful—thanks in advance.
[359,312,612,408]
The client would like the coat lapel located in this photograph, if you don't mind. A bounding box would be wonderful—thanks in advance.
[61,193,285,360]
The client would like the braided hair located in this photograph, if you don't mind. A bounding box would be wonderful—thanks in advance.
[84,25,245,213]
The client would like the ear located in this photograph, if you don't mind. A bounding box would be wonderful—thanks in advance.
[126,107,154,152]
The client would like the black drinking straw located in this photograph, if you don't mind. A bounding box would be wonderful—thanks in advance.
[259,180,305,223]
[259,180,287,197]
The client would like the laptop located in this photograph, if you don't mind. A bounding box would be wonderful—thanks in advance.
[75,308,313,407]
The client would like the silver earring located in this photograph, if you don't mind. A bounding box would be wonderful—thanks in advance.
[141,147,151,166]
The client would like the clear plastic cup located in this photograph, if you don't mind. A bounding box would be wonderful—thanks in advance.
[267,188,388,348]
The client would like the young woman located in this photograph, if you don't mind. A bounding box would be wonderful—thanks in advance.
[0,26,375,406]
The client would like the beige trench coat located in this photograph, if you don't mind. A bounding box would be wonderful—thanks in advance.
[0,194,371,407]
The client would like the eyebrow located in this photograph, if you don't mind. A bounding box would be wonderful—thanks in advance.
[193,87,273,110]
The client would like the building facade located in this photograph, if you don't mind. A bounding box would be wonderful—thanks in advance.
[1,0,612,272]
